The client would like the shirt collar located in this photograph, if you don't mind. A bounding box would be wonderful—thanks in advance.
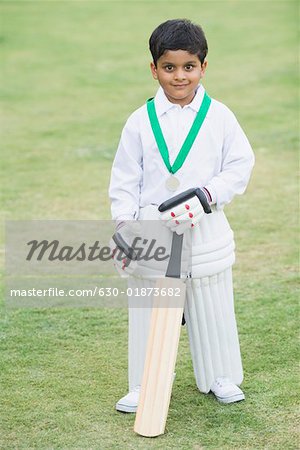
[154,84,206,117]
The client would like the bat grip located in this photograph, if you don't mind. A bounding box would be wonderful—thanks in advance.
[158,187,212,214]
[112,232,137,260]
[165,232,183,279]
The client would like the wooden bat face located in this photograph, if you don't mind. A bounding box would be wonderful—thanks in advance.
[134,277,186,437]
[134,214,188,437]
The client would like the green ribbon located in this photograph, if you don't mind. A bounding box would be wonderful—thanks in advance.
[147,92,211,174]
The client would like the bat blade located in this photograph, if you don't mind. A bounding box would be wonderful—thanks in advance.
[134,277,186,437]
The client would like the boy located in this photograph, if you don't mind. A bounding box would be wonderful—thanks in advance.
[109,19,254,412]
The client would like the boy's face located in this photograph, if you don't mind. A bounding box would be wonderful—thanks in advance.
[150,50,207,107]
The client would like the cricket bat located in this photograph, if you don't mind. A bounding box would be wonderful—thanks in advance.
[134,196,191,437]
[134,189,212,437]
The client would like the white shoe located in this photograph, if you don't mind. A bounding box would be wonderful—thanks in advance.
[116,385,140,413]
[115,373,176,413]
[210,377,245,404]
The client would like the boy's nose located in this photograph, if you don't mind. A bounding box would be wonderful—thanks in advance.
[174,70,186,81]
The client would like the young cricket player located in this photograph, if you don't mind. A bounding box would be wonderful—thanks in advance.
[109,19,255,412]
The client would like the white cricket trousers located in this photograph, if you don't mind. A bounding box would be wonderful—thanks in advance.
[127,269,243,393]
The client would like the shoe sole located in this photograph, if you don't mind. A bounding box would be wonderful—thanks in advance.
[215,393,245,404]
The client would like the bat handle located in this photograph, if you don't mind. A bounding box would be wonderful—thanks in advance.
[112,232,137,260]
[165,232,183,279]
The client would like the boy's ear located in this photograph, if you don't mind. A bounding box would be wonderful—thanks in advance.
[201,60,208,77]
[150,62,158,80]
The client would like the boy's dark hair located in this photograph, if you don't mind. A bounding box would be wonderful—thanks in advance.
[149,19,208,67]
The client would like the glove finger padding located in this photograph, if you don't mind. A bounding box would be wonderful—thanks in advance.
[160,195,201,221]
[109,237,138,277]
[160,195,205,234]
[163,203,204,227]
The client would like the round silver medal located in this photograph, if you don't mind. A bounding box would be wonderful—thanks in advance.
[165,175,180,191]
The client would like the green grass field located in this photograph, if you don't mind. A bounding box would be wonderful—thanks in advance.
[1,1,298,449]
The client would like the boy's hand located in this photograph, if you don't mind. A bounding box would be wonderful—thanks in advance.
[159,188,211,235]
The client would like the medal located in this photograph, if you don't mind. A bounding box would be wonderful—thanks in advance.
[165,175,180,191]
[147,91,211,186]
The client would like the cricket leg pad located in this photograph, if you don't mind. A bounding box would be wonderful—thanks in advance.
[184,268,243,393]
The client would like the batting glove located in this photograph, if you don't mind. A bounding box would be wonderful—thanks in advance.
[160,188,210,235]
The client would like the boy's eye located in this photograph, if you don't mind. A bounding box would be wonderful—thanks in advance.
[163,64,195,72]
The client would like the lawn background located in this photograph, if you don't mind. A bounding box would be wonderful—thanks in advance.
[0,1,298,449]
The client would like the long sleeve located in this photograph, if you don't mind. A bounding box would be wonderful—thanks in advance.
[205,108,255,209]
[109,114,143,221]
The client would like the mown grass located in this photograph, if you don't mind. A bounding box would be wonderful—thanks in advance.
[0,1,298,449]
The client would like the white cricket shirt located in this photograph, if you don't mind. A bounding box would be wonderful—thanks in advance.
[109,84,255,221]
